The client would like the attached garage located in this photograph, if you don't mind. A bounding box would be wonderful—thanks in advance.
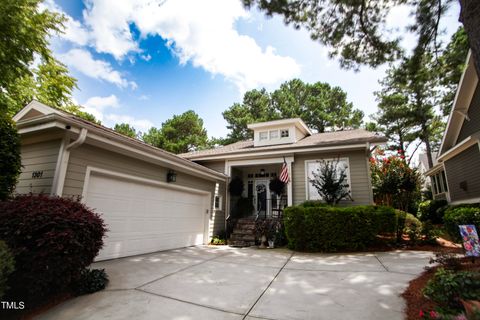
[14,101,227,261]
[84,169,211,260]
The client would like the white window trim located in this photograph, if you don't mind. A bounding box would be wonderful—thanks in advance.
[259,131,268,141]
[304,158,352,201]
[214,195,223,211]
[269,130,279,139]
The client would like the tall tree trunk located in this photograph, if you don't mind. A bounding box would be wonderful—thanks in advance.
[459,0,480,75]
[422,123,434,169]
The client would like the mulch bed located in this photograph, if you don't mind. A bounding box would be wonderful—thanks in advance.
[402,245,480,320]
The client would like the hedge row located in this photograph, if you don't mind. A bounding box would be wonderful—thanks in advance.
[284,205,396,252]
[444,205,480,243]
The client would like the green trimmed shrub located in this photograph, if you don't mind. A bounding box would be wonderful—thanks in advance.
[0,241,15,299]
[300,200,329,208]
[417,199,448,224]
[405,213,423,243]
[0,114,21,200]
[284,205,396,252]
[0,194,107,303]
[444,206,480,243]
[423,268,480,312]
[73,269,109,296]
[395,210,407,241]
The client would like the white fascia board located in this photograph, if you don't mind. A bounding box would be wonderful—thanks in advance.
[424,163,444,177]
[439,51,478,155]
[437,134,480,162]
[17,114,227,182]
[83,131,227,181]
[13,100,65,122]
[188,143,368,161]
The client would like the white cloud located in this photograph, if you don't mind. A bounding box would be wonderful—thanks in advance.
[80,95,152,132]
[40,0,91,46]
[81,94,119,122]
[58,48,137,89]
[84,94,120,110]
[83,0,140,59]
[82,0,300,91]
[105,114,153,132]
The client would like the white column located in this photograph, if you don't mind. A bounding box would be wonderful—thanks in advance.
[287,160,293,206]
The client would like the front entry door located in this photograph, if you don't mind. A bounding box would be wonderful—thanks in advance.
[254,180,270,217]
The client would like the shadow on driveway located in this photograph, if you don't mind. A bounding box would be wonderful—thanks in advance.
[35,247,433,320]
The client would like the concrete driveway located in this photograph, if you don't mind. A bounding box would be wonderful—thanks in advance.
[36,246,433,320]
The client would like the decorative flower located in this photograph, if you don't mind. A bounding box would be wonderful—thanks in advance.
[419,310,425,318]
[430,310,439,318]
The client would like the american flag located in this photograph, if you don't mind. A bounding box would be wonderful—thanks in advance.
[279,158,290,183]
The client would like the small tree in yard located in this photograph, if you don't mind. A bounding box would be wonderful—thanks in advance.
[309,159,351,205]
[370,148,422,213]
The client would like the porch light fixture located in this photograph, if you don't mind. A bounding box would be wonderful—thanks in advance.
[167,170,177,183]
[260,169,265,176]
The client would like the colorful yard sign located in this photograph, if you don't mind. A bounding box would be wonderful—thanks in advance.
[459,225,480,257]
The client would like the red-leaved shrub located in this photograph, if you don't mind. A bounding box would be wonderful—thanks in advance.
[0,194,106,302]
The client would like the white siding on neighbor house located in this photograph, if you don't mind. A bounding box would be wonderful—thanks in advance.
[292,149,373,205]
[16,139,62,195]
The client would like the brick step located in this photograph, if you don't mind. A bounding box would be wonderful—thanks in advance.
[229,234,255,241]
[233,225,255,233]
[228,240,256,247]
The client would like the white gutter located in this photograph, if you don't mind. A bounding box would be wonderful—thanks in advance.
[66,128,87,150]
[51,128,88,196]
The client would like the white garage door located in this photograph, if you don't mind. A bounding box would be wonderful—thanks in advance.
[85,172,210,260]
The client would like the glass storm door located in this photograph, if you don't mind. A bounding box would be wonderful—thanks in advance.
[254,180,270,217]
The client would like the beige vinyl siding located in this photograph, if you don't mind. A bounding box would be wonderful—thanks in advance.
[457,83,480,143]
[63,143,221,237]
[197,160,226,235]
[16,139,61,195]
[292,149,373,205]
[444,145,480,202]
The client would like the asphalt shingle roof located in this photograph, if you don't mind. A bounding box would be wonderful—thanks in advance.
[180,129,387,159]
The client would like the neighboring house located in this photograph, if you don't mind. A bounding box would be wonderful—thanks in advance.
[180,118,387,221]
[426,51,480,204]
[13,101,227,260]
[418,152,438,191]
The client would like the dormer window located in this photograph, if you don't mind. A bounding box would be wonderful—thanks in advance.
[259,131,268,141]
[280,129,289,138]
[269,130,279,139]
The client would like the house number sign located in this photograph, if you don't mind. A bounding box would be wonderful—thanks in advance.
[31,171,44,179]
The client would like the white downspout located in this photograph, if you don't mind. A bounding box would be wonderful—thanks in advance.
[51,128,88,196]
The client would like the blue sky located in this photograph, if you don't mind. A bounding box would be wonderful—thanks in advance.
[43,0,462,138]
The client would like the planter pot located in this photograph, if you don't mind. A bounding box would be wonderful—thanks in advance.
[268,240,275,248]
[259,235,268,248]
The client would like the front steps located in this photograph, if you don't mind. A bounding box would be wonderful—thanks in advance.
[228,217,256,247]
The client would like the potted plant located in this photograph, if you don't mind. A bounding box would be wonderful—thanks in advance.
[228,176,244,196]
[255,219,280,248]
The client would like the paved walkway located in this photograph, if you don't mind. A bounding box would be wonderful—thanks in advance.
[36,246,433,320]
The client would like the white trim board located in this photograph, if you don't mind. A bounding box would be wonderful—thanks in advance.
[450,197,480,205]
[81,166,212,201]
